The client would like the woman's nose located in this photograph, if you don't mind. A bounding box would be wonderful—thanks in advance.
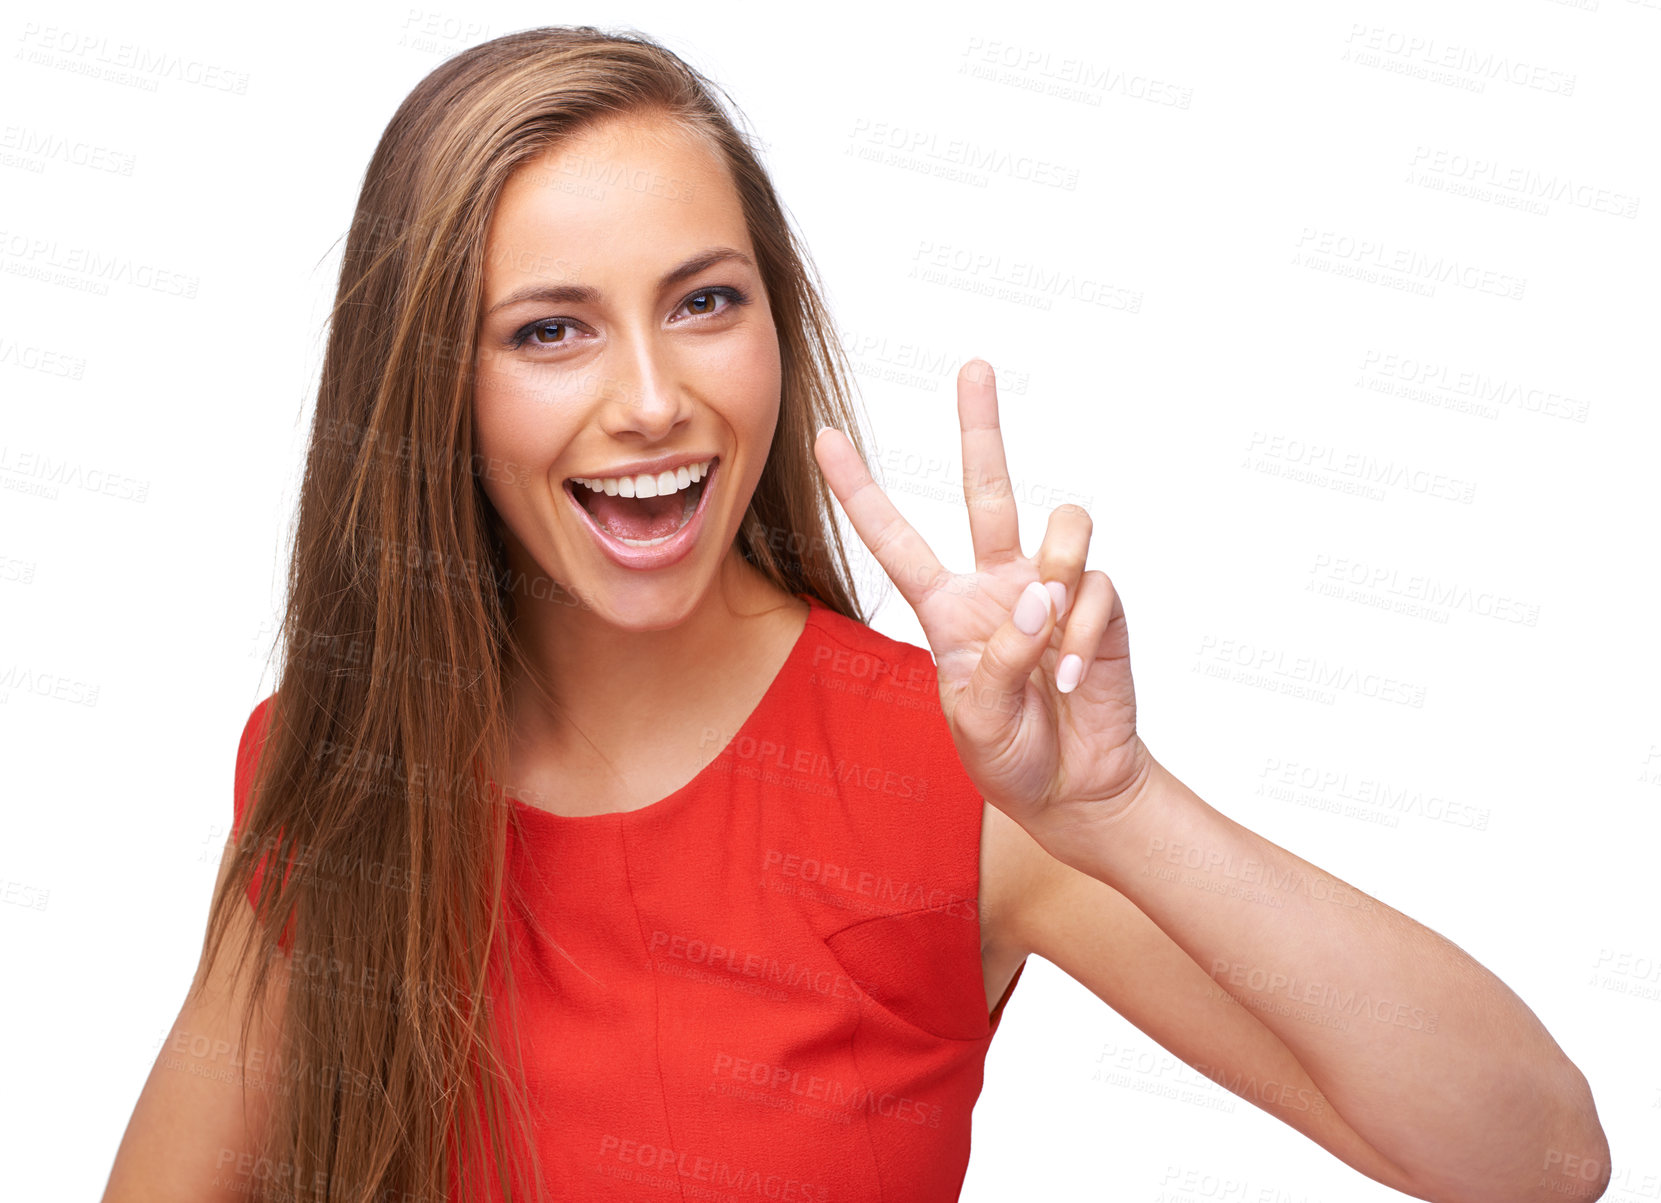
[596,336,692,440]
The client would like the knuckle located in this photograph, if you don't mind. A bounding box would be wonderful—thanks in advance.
[1043,545,1089,571]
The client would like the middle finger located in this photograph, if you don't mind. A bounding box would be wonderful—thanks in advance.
[957,359,1022,570]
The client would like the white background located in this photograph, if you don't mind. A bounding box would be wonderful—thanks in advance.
[2,1,1658,1199]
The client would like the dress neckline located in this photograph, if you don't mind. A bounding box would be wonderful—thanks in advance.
[497,592,824,827]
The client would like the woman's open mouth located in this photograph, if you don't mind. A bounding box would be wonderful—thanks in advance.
[563,456,718,567]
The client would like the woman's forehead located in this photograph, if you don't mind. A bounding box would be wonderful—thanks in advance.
[484,115,750,290]
[504,114,729,220]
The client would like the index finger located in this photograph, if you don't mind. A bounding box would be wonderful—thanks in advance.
[813,426,949,612]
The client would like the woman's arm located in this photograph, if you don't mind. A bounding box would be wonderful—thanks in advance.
[1022,753,1610,1203]
[812,365,1610,1202]
[100,840,287,1203]
[984,800,1435,1196]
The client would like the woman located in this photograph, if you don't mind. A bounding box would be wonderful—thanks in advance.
[101,25,1609,1203]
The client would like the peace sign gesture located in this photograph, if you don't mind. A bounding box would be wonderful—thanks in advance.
[813,359,1154,840]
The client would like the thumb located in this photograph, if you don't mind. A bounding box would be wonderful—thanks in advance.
[964,580,1056,733]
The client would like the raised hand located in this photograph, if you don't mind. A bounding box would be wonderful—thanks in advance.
[812,359,1153,840]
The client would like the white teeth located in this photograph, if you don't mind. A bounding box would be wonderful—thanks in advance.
[573,457,713,498]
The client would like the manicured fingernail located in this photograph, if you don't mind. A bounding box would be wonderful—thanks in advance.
[1013,580,1050,635]
[1044,580,1067,617]
[1056,654,1084,694]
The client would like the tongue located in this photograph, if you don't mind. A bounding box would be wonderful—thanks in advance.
[587,489,686,541]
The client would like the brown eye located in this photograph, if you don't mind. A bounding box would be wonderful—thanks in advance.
[676,287,746,321]
[531,321,567,344]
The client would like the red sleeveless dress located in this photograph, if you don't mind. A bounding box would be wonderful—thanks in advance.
[230,592,1026,1201]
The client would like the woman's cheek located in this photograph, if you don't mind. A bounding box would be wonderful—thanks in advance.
[728,325,782,433]
[471,381,539,518]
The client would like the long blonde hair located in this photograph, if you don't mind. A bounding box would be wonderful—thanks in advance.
[200,25,873,1201]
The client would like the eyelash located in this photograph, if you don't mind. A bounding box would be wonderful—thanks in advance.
[507,285,751,351]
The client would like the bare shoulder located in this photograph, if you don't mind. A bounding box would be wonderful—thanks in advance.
[977,798,1053,1008]
[978,800,1025,952]
[101,840,289,1201]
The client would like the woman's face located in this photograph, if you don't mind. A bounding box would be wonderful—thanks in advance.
[471,113,782,629]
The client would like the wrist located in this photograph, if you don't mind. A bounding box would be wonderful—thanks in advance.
[1034,741,1174,880]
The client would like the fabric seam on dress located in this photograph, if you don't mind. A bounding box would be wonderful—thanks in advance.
[819,897,979,942]
[807,617,924,667]
[808,623,990,1046]
[618,818,688,1202]
[823,900,993,1046]
[843,958,889,1203]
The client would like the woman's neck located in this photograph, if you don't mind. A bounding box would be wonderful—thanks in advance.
[501,546,804,770]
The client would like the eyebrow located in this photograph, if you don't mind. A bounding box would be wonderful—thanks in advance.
[484,247,755,316]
